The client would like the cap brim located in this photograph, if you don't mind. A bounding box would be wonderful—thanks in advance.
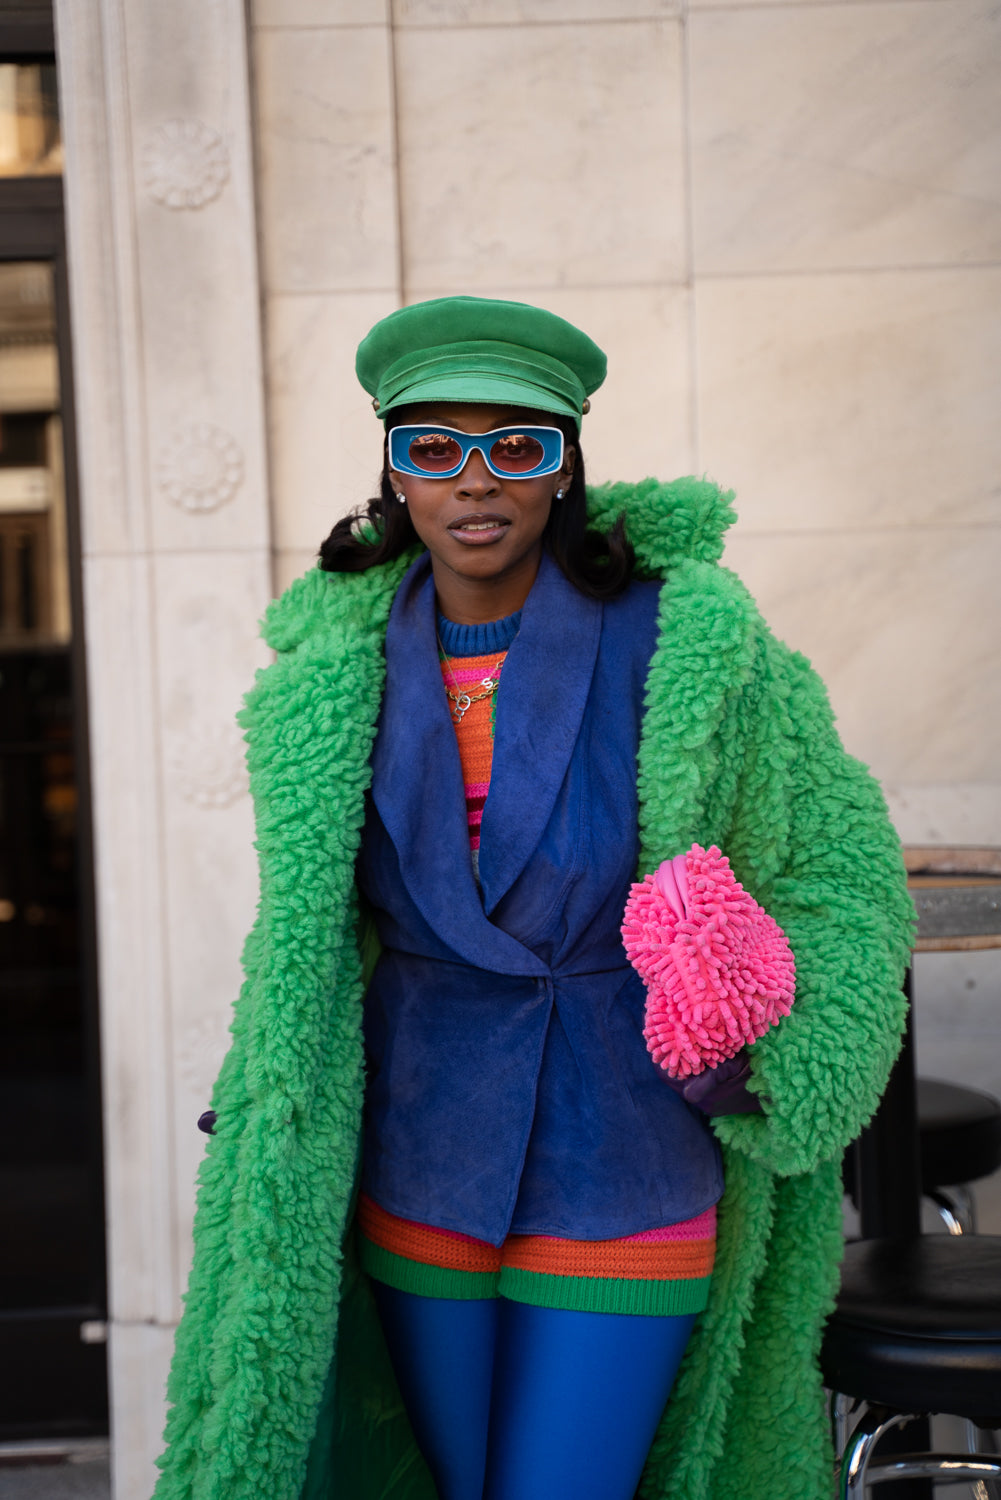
[380,372,579,422]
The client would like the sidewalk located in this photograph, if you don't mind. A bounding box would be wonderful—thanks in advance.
[0,1442,110,1499]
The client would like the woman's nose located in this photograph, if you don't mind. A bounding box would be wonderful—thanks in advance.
[455,448,499,497]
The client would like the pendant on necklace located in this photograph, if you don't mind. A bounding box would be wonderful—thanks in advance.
[451,693,473,724]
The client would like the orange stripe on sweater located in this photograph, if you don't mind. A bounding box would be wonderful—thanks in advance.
[502,1234,716,1281]
[357,1195,502,1274]
[357,1196,716,1282]
[440,649,507,847]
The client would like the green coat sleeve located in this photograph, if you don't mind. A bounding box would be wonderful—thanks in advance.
[713,636,915,1178]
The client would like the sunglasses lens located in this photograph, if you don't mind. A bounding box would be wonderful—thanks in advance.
[407,432,464,472]
[489,433,548,474]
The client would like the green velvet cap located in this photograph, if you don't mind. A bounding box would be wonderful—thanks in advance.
[356,296,607,422]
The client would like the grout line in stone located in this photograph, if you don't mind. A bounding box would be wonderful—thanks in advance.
[258,260,1001,301]
[255,14,683,33]
[387,3,408,305]
[724,521,1001,539]
[690,0,949,13]
[679,3,700,474]
[695,261,1001,279]
[254,1,948,31]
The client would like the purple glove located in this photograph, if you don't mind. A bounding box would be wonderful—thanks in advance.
[661,1051,762,1116]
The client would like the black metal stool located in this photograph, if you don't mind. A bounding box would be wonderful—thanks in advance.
[822,1236,1001,1496]
[826,850,1001,1497]
[844,1078,1001,1235]
[919,1078,1001,1234]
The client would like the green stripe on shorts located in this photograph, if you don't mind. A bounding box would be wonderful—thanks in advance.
[359,1233,711,1315]
[498,1267,712,1317]
[358,1236,499,1301]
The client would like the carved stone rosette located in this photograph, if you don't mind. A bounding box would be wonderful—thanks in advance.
[175,1012,230,1100]
[142,119,230,210]
[155,423,244,513]
[167,719,249,811]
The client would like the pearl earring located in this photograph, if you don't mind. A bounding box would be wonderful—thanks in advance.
[555,488,564,499]
[397,492,406,504]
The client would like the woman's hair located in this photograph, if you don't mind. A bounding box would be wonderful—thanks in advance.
[318,409,635,600]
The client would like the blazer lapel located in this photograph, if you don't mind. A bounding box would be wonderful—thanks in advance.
[370,555,545,976]
[478,552,602,915]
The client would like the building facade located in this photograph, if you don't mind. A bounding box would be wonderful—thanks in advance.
[42,0,1001,1492]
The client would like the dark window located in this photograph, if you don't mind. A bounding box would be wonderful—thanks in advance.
[0,7,108,1439]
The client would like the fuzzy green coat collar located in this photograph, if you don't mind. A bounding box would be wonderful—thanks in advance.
[154,478,912,1500]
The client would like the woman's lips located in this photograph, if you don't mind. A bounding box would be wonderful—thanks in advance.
[447,514,511,545]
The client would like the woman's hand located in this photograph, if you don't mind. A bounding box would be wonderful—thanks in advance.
[661,1051,762,1116]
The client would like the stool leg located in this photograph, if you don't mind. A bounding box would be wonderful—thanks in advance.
[926,1189,964,1235]
[952,1183,977,1233]
[841,1406,910,1500]
[965,1422,1001,1500]
[927,1185,976,1235]
[830,1390,860,1471]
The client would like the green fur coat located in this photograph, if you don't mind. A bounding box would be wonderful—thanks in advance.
[153,478,913,1500]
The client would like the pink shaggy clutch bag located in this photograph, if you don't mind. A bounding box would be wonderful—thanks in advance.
[621,845,795,1079]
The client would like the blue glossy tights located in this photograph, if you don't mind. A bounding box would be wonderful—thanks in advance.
[372,1285,696,1500]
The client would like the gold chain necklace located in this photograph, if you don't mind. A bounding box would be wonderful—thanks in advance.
[436,632,506,725]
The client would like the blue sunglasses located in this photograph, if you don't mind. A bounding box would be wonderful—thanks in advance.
[388,424,565,481]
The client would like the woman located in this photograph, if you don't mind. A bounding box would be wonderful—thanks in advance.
[154,297,913,1500]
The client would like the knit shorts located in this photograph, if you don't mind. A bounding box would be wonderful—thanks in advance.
[357,1194,717,1317]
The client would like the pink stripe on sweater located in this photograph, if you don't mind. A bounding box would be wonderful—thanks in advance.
[444,664,501,685]
[365,1197,716,1251]
[624,1207,717,1243]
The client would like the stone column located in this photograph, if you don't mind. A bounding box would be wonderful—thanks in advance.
[53,3,271,1493]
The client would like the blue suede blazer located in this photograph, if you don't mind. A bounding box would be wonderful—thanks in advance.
[357,551,723,1246]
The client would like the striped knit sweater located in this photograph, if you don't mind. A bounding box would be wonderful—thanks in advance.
[436,610,520,878]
